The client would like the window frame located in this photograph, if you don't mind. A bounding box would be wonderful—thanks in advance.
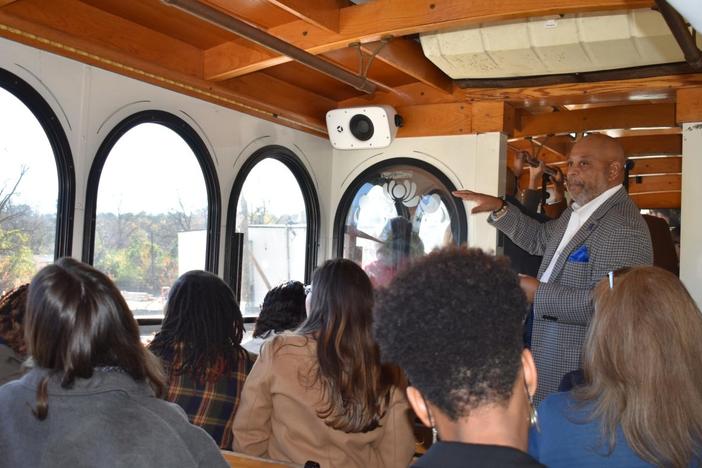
[332,157,467,258]
[0,67,75,259]
[82,110,221,274]
[224,145,320,299]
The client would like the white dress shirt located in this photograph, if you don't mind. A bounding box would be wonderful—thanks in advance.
[540,184,622,283]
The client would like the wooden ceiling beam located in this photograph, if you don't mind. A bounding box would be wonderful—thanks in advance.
[261,0,344,33]
[204,0,653,80]
[676,87,702,123]
[515,103,677,137]
[360,38,453,94]
[0,1,19,6]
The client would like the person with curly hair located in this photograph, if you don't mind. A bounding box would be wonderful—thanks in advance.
[243,280,307,355]
[233,258,415,467]
[529,266,702,467]
[0,284,28,385]
[373,246,543,468]
[149,270,255,449]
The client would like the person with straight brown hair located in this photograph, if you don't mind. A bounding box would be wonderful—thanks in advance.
[0,258,227,468]
[233,258,415,467]
[530,266,702,467]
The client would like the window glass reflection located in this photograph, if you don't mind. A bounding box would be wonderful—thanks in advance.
[342,164,458,288]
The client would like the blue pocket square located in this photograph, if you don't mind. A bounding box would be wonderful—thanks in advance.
[568,245,589,263]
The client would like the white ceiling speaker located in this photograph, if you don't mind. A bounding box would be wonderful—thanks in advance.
[326,105,403,150]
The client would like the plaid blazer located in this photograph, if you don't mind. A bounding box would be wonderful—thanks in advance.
[161,347,256,449]
[491,187,653,404]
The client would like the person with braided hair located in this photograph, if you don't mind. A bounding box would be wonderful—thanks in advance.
[149,270,255,449]
[0,284,28,385]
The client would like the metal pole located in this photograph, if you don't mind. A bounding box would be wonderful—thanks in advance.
[655,0,702,69]
[162,0,377,93]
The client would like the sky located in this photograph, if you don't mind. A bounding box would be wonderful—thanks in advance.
[1,88,306,219]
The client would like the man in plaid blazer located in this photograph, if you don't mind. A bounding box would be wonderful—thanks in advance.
[454,134,653,403]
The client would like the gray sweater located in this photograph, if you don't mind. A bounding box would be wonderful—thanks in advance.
[0,368,228,468]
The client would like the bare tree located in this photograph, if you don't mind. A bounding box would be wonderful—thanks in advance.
[0,165,29,225]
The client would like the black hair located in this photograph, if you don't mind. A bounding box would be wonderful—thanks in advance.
[373,246,526,420]
[253,280,306,338]
[149,270,247,381]
[0,284,29,355]
[26,258,165,420]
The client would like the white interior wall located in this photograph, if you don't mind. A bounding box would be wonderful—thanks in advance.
[329,132,506,258]
[0,37,332,276]
[680,123,702,306]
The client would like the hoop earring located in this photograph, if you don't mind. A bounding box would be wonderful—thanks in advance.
[422,395,439,444]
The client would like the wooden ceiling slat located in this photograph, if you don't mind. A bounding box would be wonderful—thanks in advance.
[261,0,344,33]
[201,0,298,29]
[515,103,677,137]
[203,0,654,80]
[629,156,682,175]
[360,38,453,94]
[628,174,681,194]
[77,0,235,49]
[631,191,681,209]
[0,0,19,6]
[617,134,682,156]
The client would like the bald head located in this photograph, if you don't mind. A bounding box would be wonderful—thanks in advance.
[566,134,627,205]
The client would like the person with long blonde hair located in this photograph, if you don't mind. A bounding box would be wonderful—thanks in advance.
[233,258,415,467]
[529,266,702,467]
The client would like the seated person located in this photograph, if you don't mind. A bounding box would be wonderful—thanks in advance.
[233,259,415,468]
[0,258,227,468]
[149,270,255,449]
[529,266,702,467]
[0,284,28,385]
[373,246,543,468]
[365,216,424,288]
[243,280,307,355]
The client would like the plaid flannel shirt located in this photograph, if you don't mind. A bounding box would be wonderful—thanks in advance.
[162,347,255,449]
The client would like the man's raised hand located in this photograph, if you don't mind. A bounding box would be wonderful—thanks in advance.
[452,190,503,213]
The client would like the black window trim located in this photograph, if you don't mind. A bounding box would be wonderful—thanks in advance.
[0,67,75,259]
[224,145,320,298]
[332,157,468,258]
[82,110,221,273]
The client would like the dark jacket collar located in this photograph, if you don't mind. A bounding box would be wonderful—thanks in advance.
[412,441,545,468]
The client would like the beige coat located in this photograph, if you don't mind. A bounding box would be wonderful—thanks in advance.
[232,334,415,468]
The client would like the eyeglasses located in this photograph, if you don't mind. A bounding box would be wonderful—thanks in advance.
[607,267,632,289]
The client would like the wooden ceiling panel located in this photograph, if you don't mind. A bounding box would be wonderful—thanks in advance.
[262,0,351,33]
[262,61,361,101]
[201,0,299,29]
[2,0,203,77]
[78,0,236,49]
[322,47,416,89]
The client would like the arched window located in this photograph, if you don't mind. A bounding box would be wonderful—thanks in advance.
[334,158,467,289]
[0,68,74,292]
[84,111,220,323]
[226,146,319,318]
